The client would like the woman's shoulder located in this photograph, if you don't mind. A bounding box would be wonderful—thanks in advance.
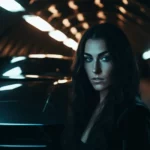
[118,96,150,123]
[132,96,150,119]
[116,97,150,149]
[116,96,150,136]
[132,96,150,118]
[135,96,150,110]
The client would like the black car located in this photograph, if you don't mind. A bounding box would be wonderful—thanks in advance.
[0,55,72,149]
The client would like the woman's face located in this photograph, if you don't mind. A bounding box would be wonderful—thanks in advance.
[84,39,113,92]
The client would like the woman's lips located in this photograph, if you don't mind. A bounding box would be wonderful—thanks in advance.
[91,78,104,84]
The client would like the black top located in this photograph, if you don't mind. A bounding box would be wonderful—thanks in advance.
[80,98,150,150]
[79,140,92,150]
[61,97,150,150]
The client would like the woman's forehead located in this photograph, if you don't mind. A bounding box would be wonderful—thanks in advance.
[84,39,108,55]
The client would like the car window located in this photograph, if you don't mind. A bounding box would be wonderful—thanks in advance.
[0,57,72,78]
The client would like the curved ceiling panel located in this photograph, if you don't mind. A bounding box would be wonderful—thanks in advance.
[0,0,149,56]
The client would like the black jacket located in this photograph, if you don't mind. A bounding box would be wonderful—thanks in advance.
[61,97,150,150]
[114,97,150,150]
[88,97,150,150]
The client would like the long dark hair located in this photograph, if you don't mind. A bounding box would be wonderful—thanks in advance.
[62,23,140,150]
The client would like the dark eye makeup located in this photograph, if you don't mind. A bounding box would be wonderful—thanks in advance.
[100,54,112,62]
[84,53,112,63]
[84,56,93,62]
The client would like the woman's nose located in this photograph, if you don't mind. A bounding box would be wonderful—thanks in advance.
[92,60,101,74]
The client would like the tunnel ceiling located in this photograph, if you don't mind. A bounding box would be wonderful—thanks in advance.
[0,0,150,57]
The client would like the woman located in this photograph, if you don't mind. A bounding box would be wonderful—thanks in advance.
[61,23,150,150]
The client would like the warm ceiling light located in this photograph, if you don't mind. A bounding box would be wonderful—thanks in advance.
[0,0,25,12]
[99,20,106,24]
[26,75,39,78]
[75,32,82,41]
[68,1,78,10]
[94,0,104,8]
[119,6,126,14]
[54,79,72,85]
[70,27,78,34]
[97,11,106,19]
[46,54,71,60]
[46,54,64,59]
[28,54,70,59]
[53,81,58,85]
[117,14,126,22]
[63,38,78,51]
[77,13,85,21]
[58,79,68,84]
[29,0,35,4]
[122,0,128,5]
[52,13,61,18]
[48,5,58,14]
[48,13,62,22]
[62,18,71,27]
[82,22,89,29]
[22,15,54,32]
[48,30,67,42]
[29,54,46,58]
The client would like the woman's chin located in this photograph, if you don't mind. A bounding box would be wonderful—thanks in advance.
[92,84,108,92]
[93,85,104,91]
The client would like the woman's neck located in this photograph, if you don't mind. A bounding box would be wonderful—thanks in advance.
[99,89,108,104]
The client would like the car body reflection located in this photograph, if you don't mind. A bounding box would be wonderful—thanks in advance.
[0,56,72,149]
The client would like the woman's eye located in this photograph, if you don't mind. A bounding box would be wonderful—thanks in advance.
[100,55,111,62]
[84,57,93,62]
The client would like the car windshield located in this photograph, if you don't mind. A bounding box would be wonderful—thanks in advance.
[0,55,72,79]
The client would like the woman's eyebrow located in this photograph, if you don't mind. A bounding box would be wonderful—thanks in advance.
[84,51,109,57]
[84,53,92,56]
[98,51,109,57]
